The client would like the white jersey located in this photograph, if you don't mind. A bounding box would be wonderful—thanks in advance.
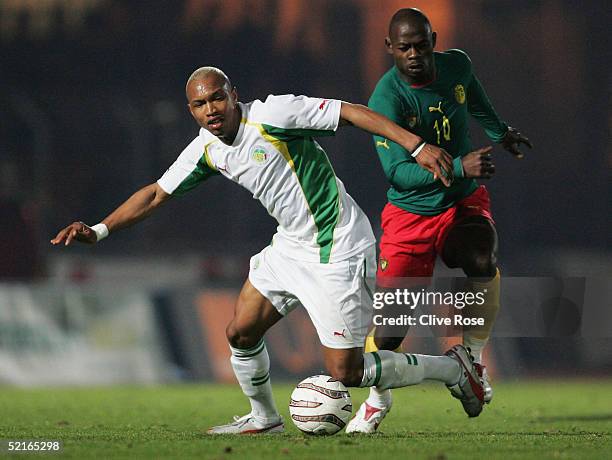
[157,95,375,263]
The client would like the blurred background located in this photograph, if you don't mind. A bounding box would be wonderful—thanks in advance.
[0,0,610,385]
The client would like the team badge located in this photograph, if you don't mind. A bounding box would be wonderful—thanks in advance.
[408,116,417,128]
[379,257,388,272]
[251,145,270,165]
[454,84,466,104]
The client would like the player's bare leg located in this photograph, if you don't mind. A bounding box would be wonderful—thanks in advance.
[208,280,285,434]
[442,215,500,403]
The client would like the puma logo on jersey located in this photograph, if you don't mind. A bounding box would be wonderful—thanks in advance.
[376,139,390,150]
[333,329,346,338]
[428,101,444,114]
[319,99,329,110]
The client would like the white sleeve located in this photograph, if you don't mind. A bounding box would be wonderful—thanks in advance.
[253,94,342,132]
[157,136,212,195]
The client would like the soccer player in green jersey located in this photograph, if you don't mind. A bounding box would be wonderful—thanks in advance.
[347,8,532,433]
[52,67,485,434]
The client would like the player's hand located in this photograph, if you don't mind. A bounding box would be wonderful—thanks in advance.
[414,143,454,187]
[50,221,97,246]
[461,146,495,179]
[501,126,532,159]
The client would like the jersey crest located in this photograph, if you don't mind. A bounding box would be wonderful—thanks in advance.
[379,257,388,272]
[251,145,270,165]
[454,84,466,104]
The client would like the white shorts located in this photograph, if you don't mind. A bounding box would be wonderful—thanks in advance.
[248,245,376,349]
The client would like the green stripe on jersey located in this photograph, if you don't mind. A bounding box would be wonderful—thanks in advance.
[173,141,220,196]
[260,124,340,263]
[262,126,336,139]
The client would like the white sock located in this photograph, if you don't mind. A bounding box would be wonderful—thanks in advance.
[365,387,392,409]
[420,354,462,383]
[360,351,460,390]
[463,337,487,364]
[230,339,279,422]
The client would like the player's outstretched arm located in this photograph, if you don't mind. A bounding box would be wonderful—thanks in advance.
[51,182,171,246]
[339,102,454,186]
[466,74,533,159]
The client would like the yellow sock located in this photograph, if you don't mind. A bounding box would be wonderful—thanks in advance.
[462,268,500,362]
[364,327,403,353]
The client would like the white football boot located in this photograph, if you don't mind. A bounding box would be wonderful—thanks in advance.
[475,363,493,403]
[207,413,284,435]
[445,345,485,417]
[345,399,392,434]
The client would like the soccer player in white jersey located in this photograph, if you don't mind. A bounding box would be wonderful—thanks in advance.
[51,67,485,434]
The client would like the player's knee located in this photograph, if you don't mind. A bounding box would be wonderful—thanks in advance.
[463,250,496,278]
[326,363,363,387]
[225,323,241,348]
[225,322,259,349]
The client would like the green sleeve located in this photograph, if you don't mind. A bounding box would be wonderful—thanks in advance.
[467,74,508,143]
[369,87,463,191]
[372,136,464,191]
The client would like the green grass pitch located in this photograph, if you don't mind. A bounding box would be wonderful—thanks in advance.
[0,380,610,459]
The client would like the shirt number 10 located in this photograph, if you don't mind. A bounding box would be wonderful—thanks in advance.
[433,116,451,144]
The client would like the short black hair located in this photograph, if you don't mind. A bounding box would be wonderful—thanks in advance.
[389,8,431,35]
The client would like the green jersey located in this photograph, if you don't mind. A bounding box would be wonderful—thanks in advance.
[368,49,508,215]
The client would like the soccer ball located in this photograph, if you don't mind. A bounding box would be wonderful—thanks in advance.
[289,375,352,435]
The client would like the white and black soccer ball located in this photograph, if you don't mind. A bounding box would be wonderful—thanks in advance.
[289,375,352,435]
